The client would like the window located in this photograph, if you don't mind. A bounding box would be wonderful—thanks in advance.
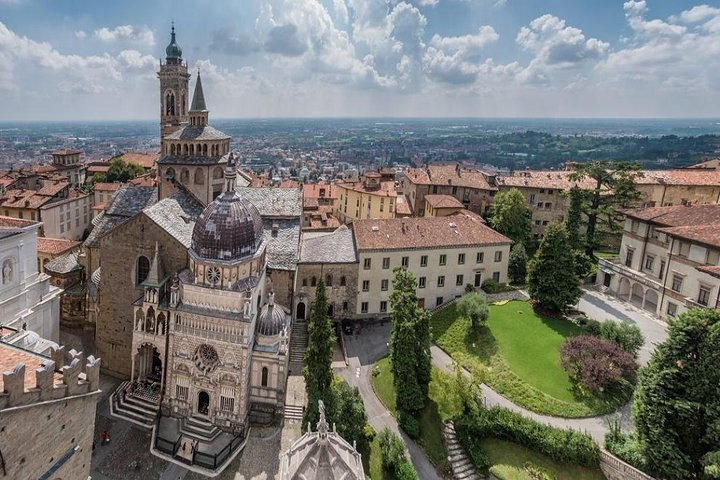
[476,252,484,263]
[645,255,655,271]
[452,186,458,194]
[671,274,683,293]
[439,254,447,266]
[630,220,639,233]
[362,280,370,292]
[437,276,445,287]
[380,301,388,313]
[678,242,690,258]
[220,396,235,412]
[539,188,545,193]
[311,276,317,287]
[382,257,390,269]
[340,276,346,286]
[667,302,678,317]
[537,202,543,208]
[544,202,551,209]
[418,277,426,288]
[176,384,189,400]
[436,296,444,306]
[698,286,711,307]
[659,260,666,279]
[302,278,308,287]
[535,220,541,226]
[137,256,150,284]
[458,253,465,265]
[432,185,438,194]
[494,251,502,262]
[381,279,389,291]
[542,220,549,226]
[625,248,634,267]
[361,302,369,313]
[261,367,269,387]
[326,275,333,286]
[401,256,409,268]
[493,271,501,282]
[456,274,464,286]
[529,194,536,203]
[548,189,554,195]
[343,301,348,312]
[364,258,372,270]
[420,255,428,267]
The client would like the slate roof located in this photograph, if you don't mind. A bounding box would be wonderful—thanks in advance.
[84,186,157,247]
[263,219,300,271]
[144,191,204,248]
[163,125,230,141]
[354,212,512,251]
[157,153,228,166]
[300,225,357,264]
[190,73,207,112]
[236,187,303,218]
[44,250,82,275]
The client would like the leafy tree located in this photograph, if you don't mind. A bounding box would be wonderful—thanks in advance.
[596,319,644,358]
[489,188,532,247]
[389,268,432,420]
[565,186,584,251]
[378,427,419,479]
[105,157,145,183]
[568,161,643,257]
[332,378,369,453]
[508,243,528,285]
[527,222,582,312]
[456,292,489,331]
[633,308,720,480]
[560,335,637,393]
[302,280,335,429]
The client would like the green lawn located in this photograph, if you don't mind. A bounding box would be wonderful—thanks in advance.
[371,357,461,475]
[431,300,631,417]
[364,435,388,480]
[482,438,606,480]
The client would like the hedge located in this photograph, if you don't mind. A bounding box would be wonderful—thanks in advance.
[454,406,599,469]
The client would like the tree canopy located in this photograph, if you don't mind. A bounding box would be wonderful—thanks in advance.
[489,188,532,247]
[456,291,489,331]
[508,243,528,285]
[633,308,720,480]
[93,157,145,183]
[527,222,582,312]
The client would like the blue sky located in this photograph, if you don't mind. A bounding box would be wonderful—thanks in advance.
[1,0,719,120]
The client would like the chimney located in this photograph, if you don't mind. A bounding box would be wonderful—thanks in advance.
[271,223,279,237]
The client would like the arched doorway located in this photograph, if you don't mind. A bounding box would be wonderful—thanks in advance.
[644,289,659,314]
[296,302,306,321]
[630,283,644,308]
[198,391,210,416]
[617,277,631,300]
[327,304,334,318]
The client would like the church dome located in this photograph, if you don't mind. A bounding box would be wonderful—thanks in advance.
[165,25,183,60]
[191,191,264,261]
[257,295,288,337]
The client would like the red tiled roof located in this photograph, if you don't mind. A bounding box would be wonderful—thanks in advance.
[404,164,496,191]
[634,169,720,186]
[395,194,413,216]
[303,182,339,200]
[129,175,155,187]
[0,343,61,393]
[0,215,38,228]
[116,153,159,169]
[622,204,720,227]
[336,179,397,197]
[354,212,511,251]
[37,237,80,255]
[425,194,464,209]
[279,179,300,188]
[656,224,720,249]
[697,265,720,279]
[93,182,123,192]
[36,181,69,197]
[0,189,52,209]
[496,170,597,190]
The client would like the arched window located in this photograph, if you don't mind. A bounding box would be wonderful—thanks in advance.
[165,91,175,116]
[165,167,175,180]
[311,276,317,287]
[302,278,307,287]
[181,90,186,114]
[181,168,190,183]
[261,367,269,387]
[326,274,333,286]
[340,276,346,286]
[145,307,155,332]
[137,256,150,284]
[204,144,209,157]
[194,168,205,185]
[213,167,223,179]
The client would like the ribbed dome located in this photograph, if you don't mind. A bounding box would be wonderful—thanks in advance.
[191,191,263,261]
[165,25,183,60]
[257,302,287,337]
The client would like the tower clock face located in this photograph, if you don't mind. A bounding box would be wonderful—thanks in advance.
[206,266,220,284]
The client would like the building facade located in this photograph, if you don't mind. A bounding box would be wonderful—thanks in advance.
[335,173,398,223]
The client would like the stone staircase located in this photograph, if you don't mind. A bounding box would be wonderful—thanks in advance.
[289,321,308,375]
[109,381,159,429]
[283,403,304,422]
[444,421,482,480]
[180,415,222,442]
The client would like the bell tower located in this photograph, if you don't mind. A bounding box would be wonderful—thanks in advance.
[158,22,190,143]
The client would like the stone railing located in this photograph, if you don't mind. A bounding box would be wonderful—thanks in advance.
[599,449,656,480]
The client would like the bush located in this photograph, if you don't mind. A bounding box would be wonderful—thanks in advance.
[456,292,489,331]
[596,320,644,357]
[363,423,377,443]
[395,459,419,480]
[454,406,600,468]
[524,462,556,480]
[481,279,500,293]
[560,335,637,393]
[398,409,420,439]
[465,283,476,294]
[378,427,419,479]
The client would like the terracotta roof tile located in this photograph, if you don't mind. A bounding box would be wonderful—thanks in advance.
[93,182,123,192]
[116,153,159,169]
[336,179,397,196]
[656,224,720,249]
[622,204,720,227]
[634,169,720,186]
[424,194,464,209]
[496,170,597,190]
[354,212,511,251]
[404,164,496,191]
[303,182,339,200]
[37,237,81,255]
[0,343,58,393]
[0,215,38,228]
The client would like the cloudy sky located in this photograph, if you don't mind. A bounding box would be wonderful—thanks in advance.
[1,0,720,120]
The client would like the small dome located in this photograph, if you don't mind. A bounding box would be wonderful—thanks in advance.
[165,25,183,60]
[257,302,288,337]
[191,191,264,261]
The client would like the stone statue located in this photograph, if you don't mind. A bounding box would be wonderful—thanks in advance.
[2,259,12,285]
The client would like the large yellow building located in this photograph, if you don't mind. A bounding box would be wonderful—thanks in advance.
[335,172,398,223]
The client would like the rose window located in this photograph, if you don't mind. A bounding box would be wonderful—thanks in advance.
[206,266,221,284]
[193,344,220,375]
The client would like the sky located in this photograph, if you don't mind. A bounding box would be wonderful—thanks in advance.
[1,0,720,120]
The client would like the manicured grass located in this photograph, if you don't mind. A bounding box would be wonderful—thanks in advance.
[365,435,388,480]
[594,250,619,260]
[371,357,461,475]
[431,300,631,417]
[482,438,607,480]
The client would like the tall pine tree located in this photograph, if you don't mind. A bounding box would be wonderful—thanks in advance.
[527,222,582,312]
[302,279,335,429]
[389,268,431,417]
[565,186,584,251]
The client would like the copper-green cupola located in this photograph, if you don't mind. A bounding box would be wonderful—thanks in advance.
[165,23,183,64]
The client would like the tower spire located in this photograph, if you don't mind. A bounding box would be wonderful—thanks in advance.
[190,71,207,112]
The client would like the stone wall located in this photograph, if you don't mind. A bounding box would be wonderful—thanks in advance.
[295,262,358,320]
[267,267,295,313]
[599,449,656,480]
[96,213,189,377]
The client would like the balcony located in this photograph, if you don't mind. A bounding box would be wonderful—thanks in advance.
[685,297,711,310]
[598,258,663,291]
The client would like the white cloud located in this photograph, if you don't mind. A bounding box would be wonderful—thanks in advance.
[678,4,720,23]
[424,26,499,83]
[332,0,350,24]
[74,30,87,39]
[94,25,155,46]
[417,0,439,6]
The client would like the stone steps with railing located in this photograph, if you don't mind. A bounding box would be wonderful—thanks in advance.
[109,381,159,429]
[289,321,308,375]
[180,415,222,442]
[443,421,483,480]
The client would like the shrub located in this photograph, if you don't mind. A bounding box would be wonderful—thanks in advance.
[596,320,644,357]
[481,279,500,293]
[456,292,490,331]
[363,423,376,443]
[560,335,637,393]
[465,283,476,294]
[395,459,419,480]
[524,462,556,480]
[454,406,600,468]
[378,427,419,479]
[398,409,420,439]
